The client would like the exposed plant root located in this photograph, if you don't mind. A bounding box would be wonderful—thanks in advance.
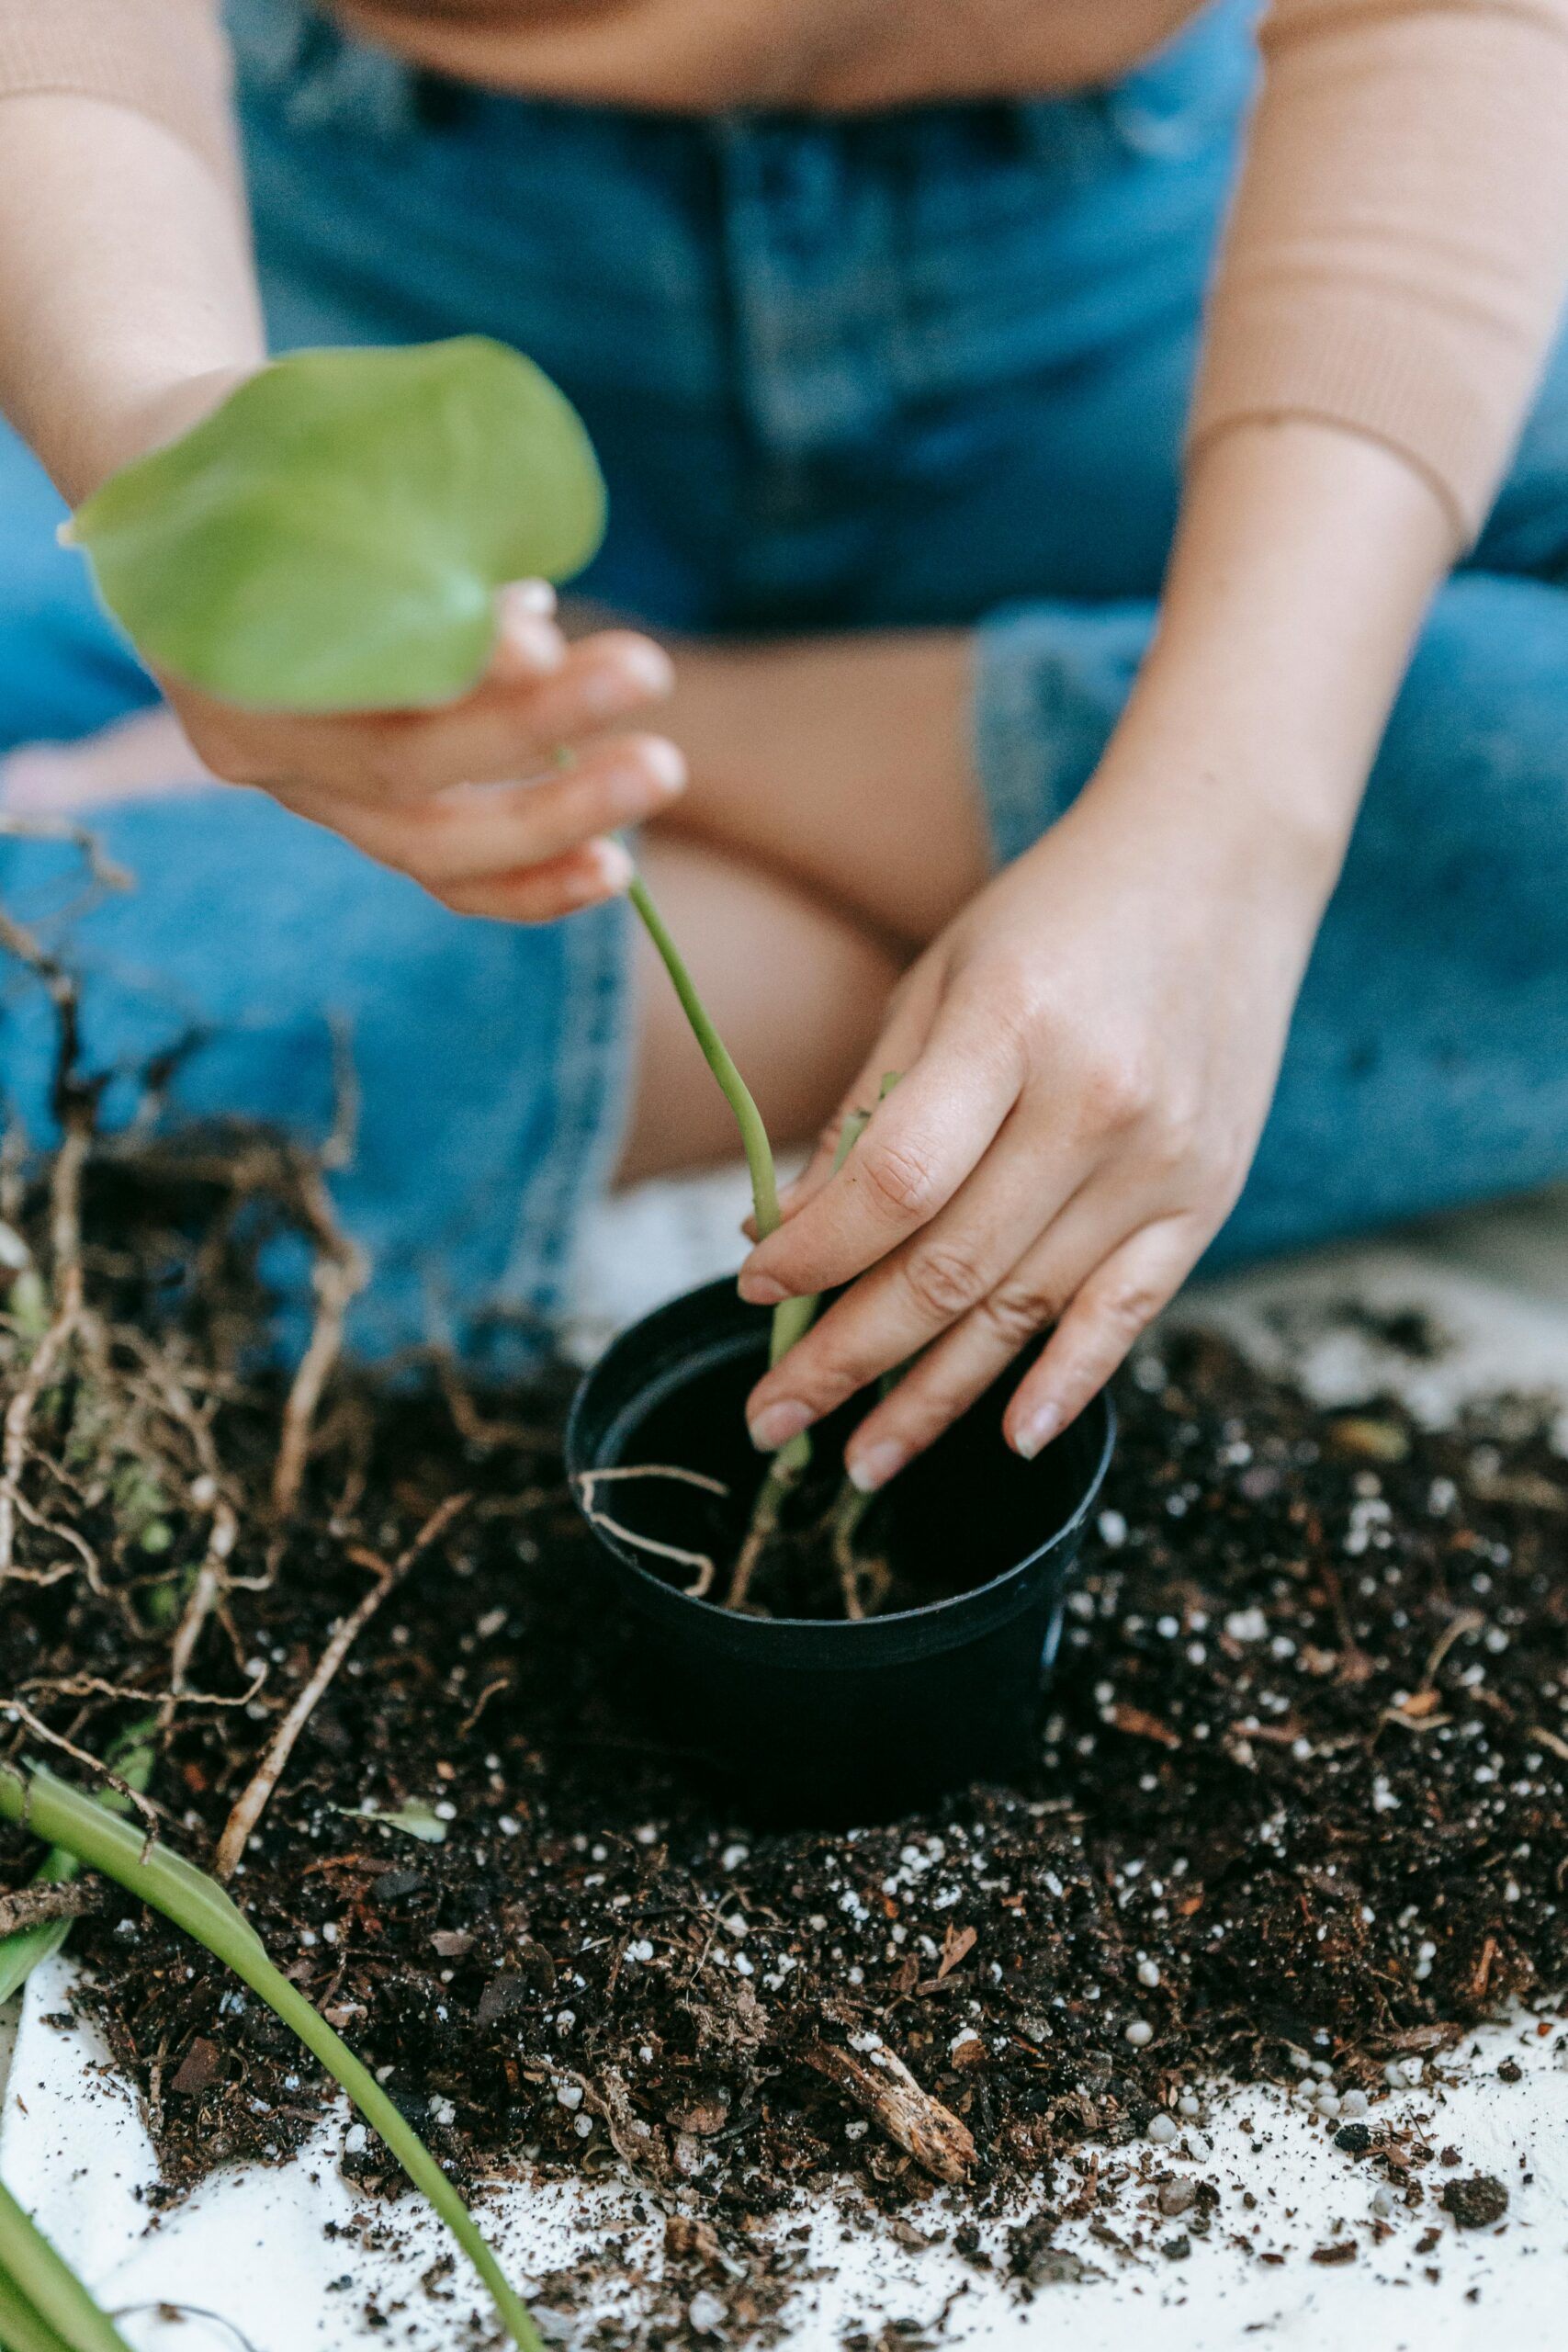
[21,1667,265,1713]
[573,1466,728,1599]
[163,1499,240,1725]
[0,1116,91,1583]
[1,1697,162,1844]
[214,1490,469,1878]
[576,1506,716,1599]
[562,2064,669,2187]
[270,1156,367,1522]
[724,1458,793,1613]
[829,1484,874,1620]
[108,2306,260,2352]
[434,1354,561,1453]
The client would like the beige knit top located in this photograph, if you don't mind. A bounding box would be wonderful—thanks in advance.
[3,0,1567,546]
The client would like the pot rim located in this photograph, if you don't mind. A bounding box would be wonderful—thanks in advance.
[564,1276,1116,1646]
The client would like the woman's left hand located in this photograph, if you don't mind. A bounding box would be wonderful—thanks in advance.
[737,759,1341,1488]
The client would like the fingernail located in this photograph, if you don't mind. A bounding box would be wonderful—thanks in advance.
[575,839,633,899]
[497,614,567,678]
[848,1442,907,1495]
[508,580,558,617]
[738,1271,787,1306]
[1013,1402,1062,1462]
[635,737,687,796]
[749,1399,813,1453]
[604,754,684,822]
[620,639,675,696]
[581,644,672,715]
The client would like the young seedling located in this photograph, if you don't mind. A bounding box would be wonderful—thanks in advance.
[0,1762,543,2352]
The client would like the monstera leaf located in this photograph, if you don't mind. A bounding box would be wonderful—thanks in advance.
[66,337,606,712]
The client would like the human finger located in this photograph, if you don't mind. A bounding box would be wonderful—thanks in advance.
[435,836,637,923]
[280,732,685,888]
[1001,1215,1201,1459]
[738,981,1025,1303]
[742,1122,1099,1456]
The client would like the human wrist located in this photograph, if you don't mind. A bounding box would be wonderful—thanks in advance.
[1083,679,1360,910]
[1068,415,1457,903]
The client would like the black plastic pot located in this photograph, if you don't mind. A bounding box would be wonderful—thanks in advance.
[565,1277,1114,1822]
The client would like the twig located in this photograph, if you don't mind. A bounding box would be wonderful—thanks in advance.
[215,1491,469,1877]
[0,1879,98,1936]
[802,2038,976,2184]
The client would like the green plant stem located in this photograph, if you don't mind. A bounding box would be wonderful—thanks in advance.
[0,2264,95,2352]
[0,1724,156,2005]
[0,2280,74,2352]
[626,874,781,1237]
[0,2183,132,2352]
[0,1766,541,2352]
[723,1105,880,1610]
[627,871,810,1473]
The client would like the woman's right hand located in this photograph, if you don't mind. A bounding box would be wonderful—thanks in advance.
[160,583,682,922]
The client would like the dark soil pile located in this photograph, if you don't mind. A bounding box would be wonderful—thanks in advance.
[3,1111,1567,2317]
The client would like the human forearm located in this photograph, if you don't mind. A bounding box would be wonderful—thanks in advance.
[0,95,263,503]
[1092,415,1455,899]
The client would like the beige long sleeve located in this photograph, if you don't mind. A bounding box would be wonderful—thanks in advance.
[0,0,235,177]
[1190,0,1568,543]
[3,0,1568,541]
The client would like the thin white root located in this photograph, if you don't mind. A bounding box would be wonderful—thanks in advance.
[573,1466,726,1598]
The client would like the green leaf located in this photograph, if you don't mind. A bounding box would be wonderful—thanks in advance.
[0,2262,89,2352]
[67,338,606,713]
[331,1797,447,1844]
[0,2183,133,2352]
[0,1766,542,2352]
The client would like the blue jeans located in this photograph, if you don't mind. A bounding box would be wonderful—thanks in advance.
[2,0,1566,1355]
